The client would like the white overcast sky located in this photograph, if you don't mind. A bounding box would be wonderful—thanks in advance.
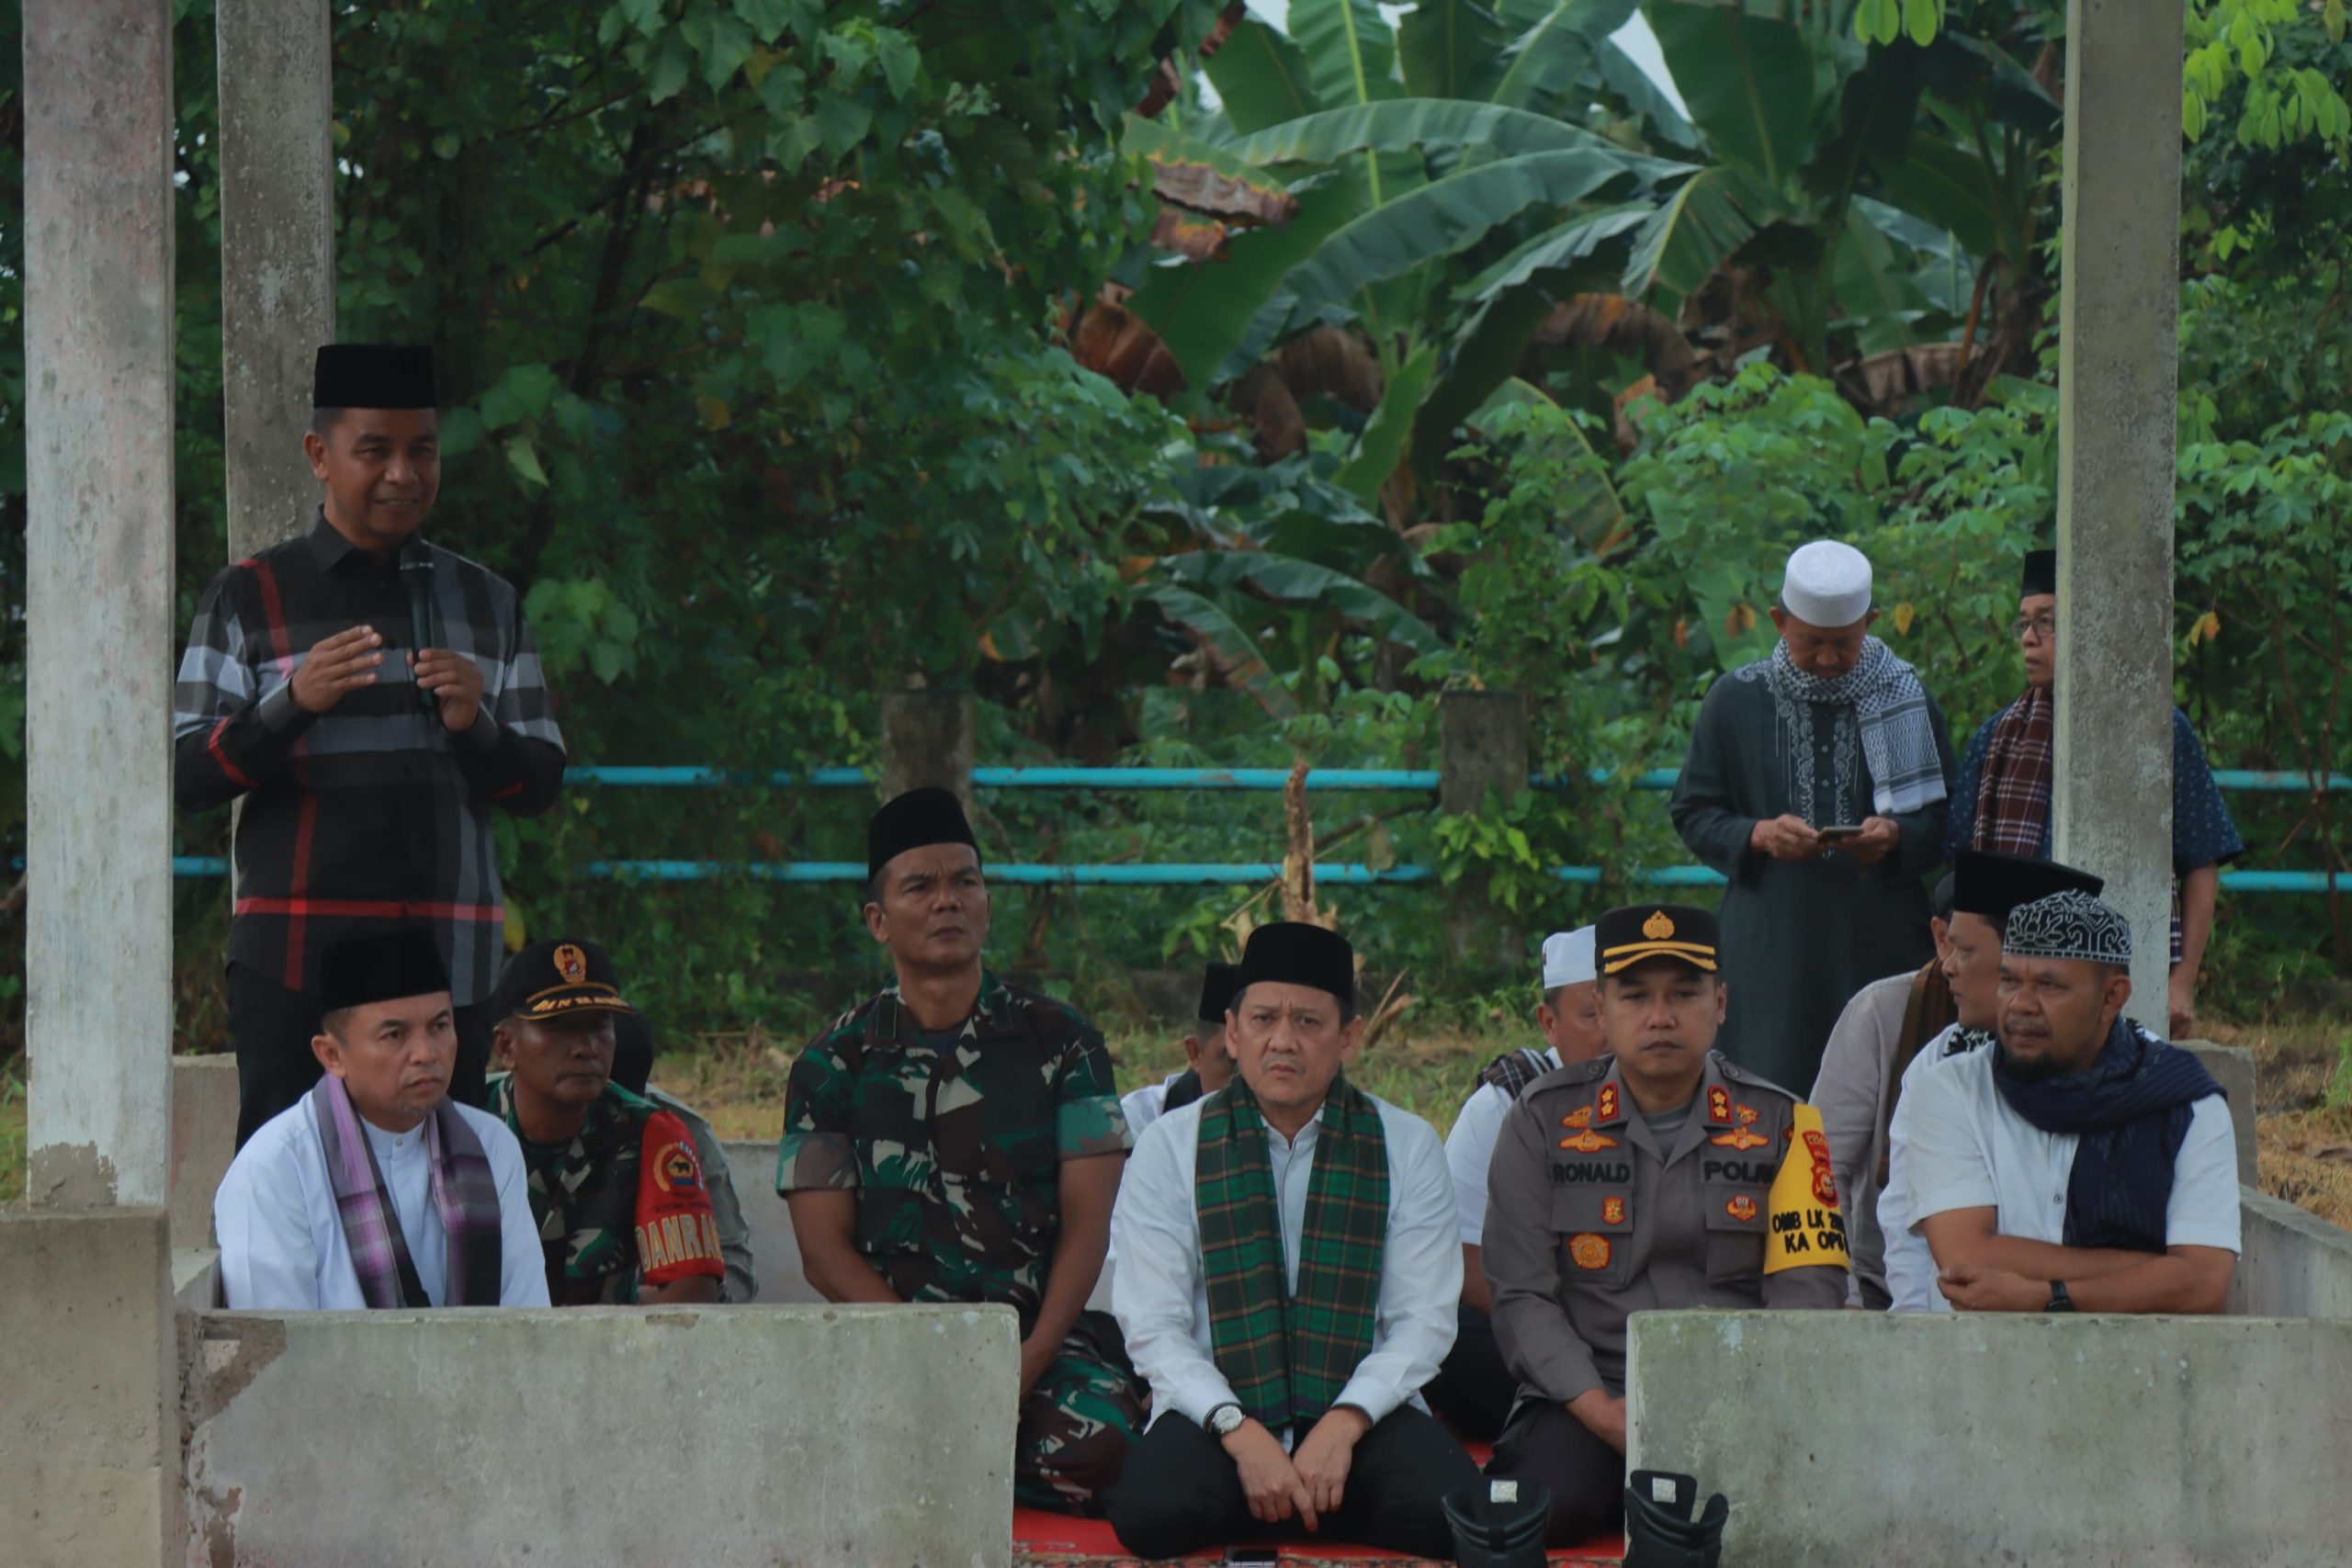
[1236,2,1690,116]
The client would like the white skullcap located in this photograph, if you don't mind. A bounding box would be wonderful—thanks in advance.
[1541,927,1597,989]
[1779,539,1873,627]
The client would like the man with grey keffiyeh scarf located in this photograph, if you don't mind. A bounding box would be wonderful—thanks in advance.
[1672,541,1958,1096]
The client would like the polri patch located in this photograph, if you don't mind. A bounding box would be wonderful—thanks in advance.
[1737,1104,1760,1125]
[1558,1129,1622,1154]
[1562,1105,1593,1130]
[1601,1196,1627,1225]
[1725,1194,1758,1222]
[1709,1127,1770,1151]
[1570,1234,1611,1270]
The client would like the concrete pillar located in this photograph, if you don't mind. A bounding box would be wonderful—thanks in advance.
[2050,0,2185,1030]
[216,0,336,558]
[21,0,177,1208]
[879,688,977,809]
[1440,690,1530,972]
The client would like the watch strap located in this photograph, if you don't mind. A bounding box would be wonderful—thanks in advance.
[2046,1279,2075,1313]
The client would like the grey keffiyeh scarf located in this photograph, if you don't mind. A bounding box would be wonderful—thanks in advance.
[1736,637,1948,823]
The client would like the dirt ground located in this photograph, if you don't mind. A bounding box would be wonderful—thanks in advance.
[2209,1016,2352,1229]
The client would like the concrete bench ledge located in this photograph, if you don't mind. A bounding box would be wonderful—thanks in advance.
[1627,1311,2352,1567]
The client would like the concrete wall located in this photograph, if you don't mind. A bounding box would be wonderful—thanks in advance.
[171,1056,239,1249]
[1627,1311,2352,1567]
[2233,1186,2352,1319]
[184,1303,1019,1567]
[2180,1041,2257,1187]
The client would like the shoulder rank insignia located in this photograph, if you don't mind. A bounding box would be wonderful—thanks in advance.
[1596,1084,1621,1122]
[1710,1127,1770,1151]
[1562,1105,1593,1130]
[1737,1104,1760,1125]
[1569,1234,1612,1270]
[1559,1129,1622,1154]
[1707,1085,1733,1124]
[1601,1196,1627,1225]
[1725,1194,1758,1222]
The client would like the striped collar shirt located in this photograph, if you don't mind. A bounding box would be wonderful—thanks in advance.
[172,512,566,1004]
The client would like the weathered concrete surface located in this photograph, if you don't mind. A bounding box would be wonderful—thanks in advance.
[722,1138,822,1304]
[2180,1040,2256,1187]
[21,0,177,1207]
[2233,1186,2352,1319]
[2049,0,2186,1032]
[1440,689,1531,971]
[0,1206,177,1566]
[169,1055,239,1248]
[185,1303,1019,1567]
[881,687,978,809]
[1627,1311,2352,1566]
[216,0,334,559]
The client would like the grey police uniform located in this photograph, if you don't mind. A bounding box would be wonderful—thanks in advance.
[1481,1049,1848,1544]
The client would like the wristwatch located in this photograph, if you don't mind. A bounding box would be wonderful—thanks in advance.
[1205,1403,1246,1438]
[2046,1280,2075,1313]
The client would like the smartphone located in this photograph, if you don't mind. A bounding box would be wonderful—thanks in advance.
[1816,824,1865,844]
[1223,1549,1281,1566]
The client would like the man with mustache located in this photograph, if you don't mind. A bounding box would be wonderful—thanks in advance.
[780,788,1138,1516]
[486,938,724,1306]
[214,930,548,1309]
[173,344,567,1148]
[1901,890,2238,1314]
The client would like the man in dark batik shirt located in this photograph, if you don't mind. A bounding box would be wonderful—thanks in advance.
[173,344,565,1145]
[1945,547,2245,1039]
[779,788,1136,1516]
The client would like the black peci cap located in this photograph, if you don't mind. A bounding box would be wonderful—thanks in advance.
[1197,961,1244,1024]
[1950,851,2103,927]
[318,929,450,1012]
[312,344,437,410]
[2021,547,2056,599]
[1236,923,1355,1014]
[865,786,979,885]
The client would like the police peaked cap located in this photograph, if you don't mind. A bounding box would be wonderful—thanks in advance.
[1950,850,2102,926]
[1595,903,1720,975]
[866,786,979,883]
[1236,923,1354,1013]
[318,928,450,1012]
[312,344,437,410]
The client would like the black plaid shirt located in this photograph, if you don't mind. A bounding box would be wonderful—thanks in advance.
[172,511,566,1004]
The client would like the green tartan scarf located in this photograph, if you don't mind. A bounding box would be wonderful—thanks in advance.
[1196,1074,1388,1430]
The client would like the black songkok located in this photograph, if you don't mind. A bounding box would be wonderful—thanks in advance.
[2021,547,2057,599]
[319,929,450,1012]
[866,787,979,883]
[1237,923,1355,1014]
[312,344,438,410]
[1197,962,1244,1025]
[1951,851,2103,929]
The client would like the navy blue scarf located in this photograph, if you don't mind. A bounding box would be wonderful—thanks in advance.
[1992,1018,2222,1253]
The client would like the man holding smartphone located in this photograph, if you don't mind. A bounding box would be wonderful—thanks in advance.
[1669,539,1956,1093]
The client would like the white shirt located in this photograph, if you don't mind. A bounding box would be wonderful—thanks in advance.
[1888,1041,2241,1314]
[1443,1047,1561,1246]
[1119,1071,1189,1142]
[1877,1028,1966,1313]
[216,1095,550,1310]
[1110,1090,1460,1450]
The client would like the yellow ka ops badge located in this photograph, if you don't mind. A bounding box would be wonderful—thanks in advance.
[1763,1103,1850,1277]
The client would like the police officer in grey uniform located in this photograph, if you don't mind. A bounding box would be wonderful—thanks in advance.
[1482,903,1849,1546]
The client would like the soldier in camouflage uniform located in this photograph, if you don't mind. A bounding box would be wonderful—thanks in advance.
[780,788,1137,1515]
[489,939,725,1307]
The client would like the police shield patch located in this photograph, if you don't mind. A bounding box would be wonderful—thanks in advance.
[1570,1234,1611,1270]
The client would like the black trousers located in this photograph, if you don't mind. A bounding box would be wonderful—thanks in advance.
[1487,1397,1625,1546]
[1425,1301,1519,1442]
[1102,1406,1479,1562]
[228,962,493,1148]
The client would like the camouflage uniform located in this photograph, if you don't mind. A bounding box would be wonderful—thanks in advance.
[779,970,1138,1513]
[489,1074,725,1306]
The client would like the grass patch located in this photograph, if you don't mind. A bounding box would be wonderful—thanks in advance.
[1,1070,23,1204]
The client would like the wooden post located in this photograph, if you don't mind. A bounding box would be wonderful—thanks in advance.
[1440,689,1531,974]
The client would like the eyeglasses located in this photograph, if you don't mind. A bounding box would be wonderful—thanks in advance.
[2010,614,2057,641]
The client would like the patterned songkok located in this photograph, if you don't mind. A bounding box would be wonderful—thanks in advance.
[2002,889,2132,966]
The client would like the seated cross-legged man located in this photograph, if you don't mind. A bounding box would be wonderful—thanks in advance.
[1901,890,2239,1314]
[1483,904,1849,1548]
[1121,962,1243,1140]
[1430,925,1606,1440]
[780,788,1139,1516]
[215,930,548,1309]
[486,939,725,1306]
[1877,851,2105,1312]
[1102,922,1480,1562]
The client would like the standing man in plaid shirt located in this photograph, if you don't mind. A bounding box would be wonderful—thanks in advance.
[174,344,566,1146]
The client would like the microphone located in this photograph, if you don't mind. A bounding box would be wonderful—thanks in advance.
[400,539,444,713]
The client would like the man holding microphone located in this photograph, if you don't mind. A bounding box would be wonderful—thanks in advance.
[175,344,567,1145]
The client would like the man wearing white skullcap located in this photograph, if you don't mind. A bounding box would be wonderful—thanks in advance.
[1669,539,1956,1095]
[1426,926,1605,1438]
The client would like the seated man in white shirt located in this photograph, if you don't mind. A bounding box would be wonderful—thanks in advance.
[1119,962,1241,1139]
[1102,922,1477,1561]
[1902,890,2238,1315]
[215,930,548,1309]
[1429,925,1604,1439]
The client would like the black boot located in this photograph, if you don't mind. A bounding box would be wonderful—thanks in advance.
[1623,1470,1727,1568]
[1443,1477,1552,1568]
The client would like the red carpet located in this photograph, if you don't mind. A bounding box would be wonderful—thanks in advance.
[1011,1506,1623,1564]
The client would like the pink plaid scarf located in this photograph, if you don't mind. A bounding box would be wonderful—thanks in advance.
[1973,685,2052,856]
[310,1074,503,1308]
